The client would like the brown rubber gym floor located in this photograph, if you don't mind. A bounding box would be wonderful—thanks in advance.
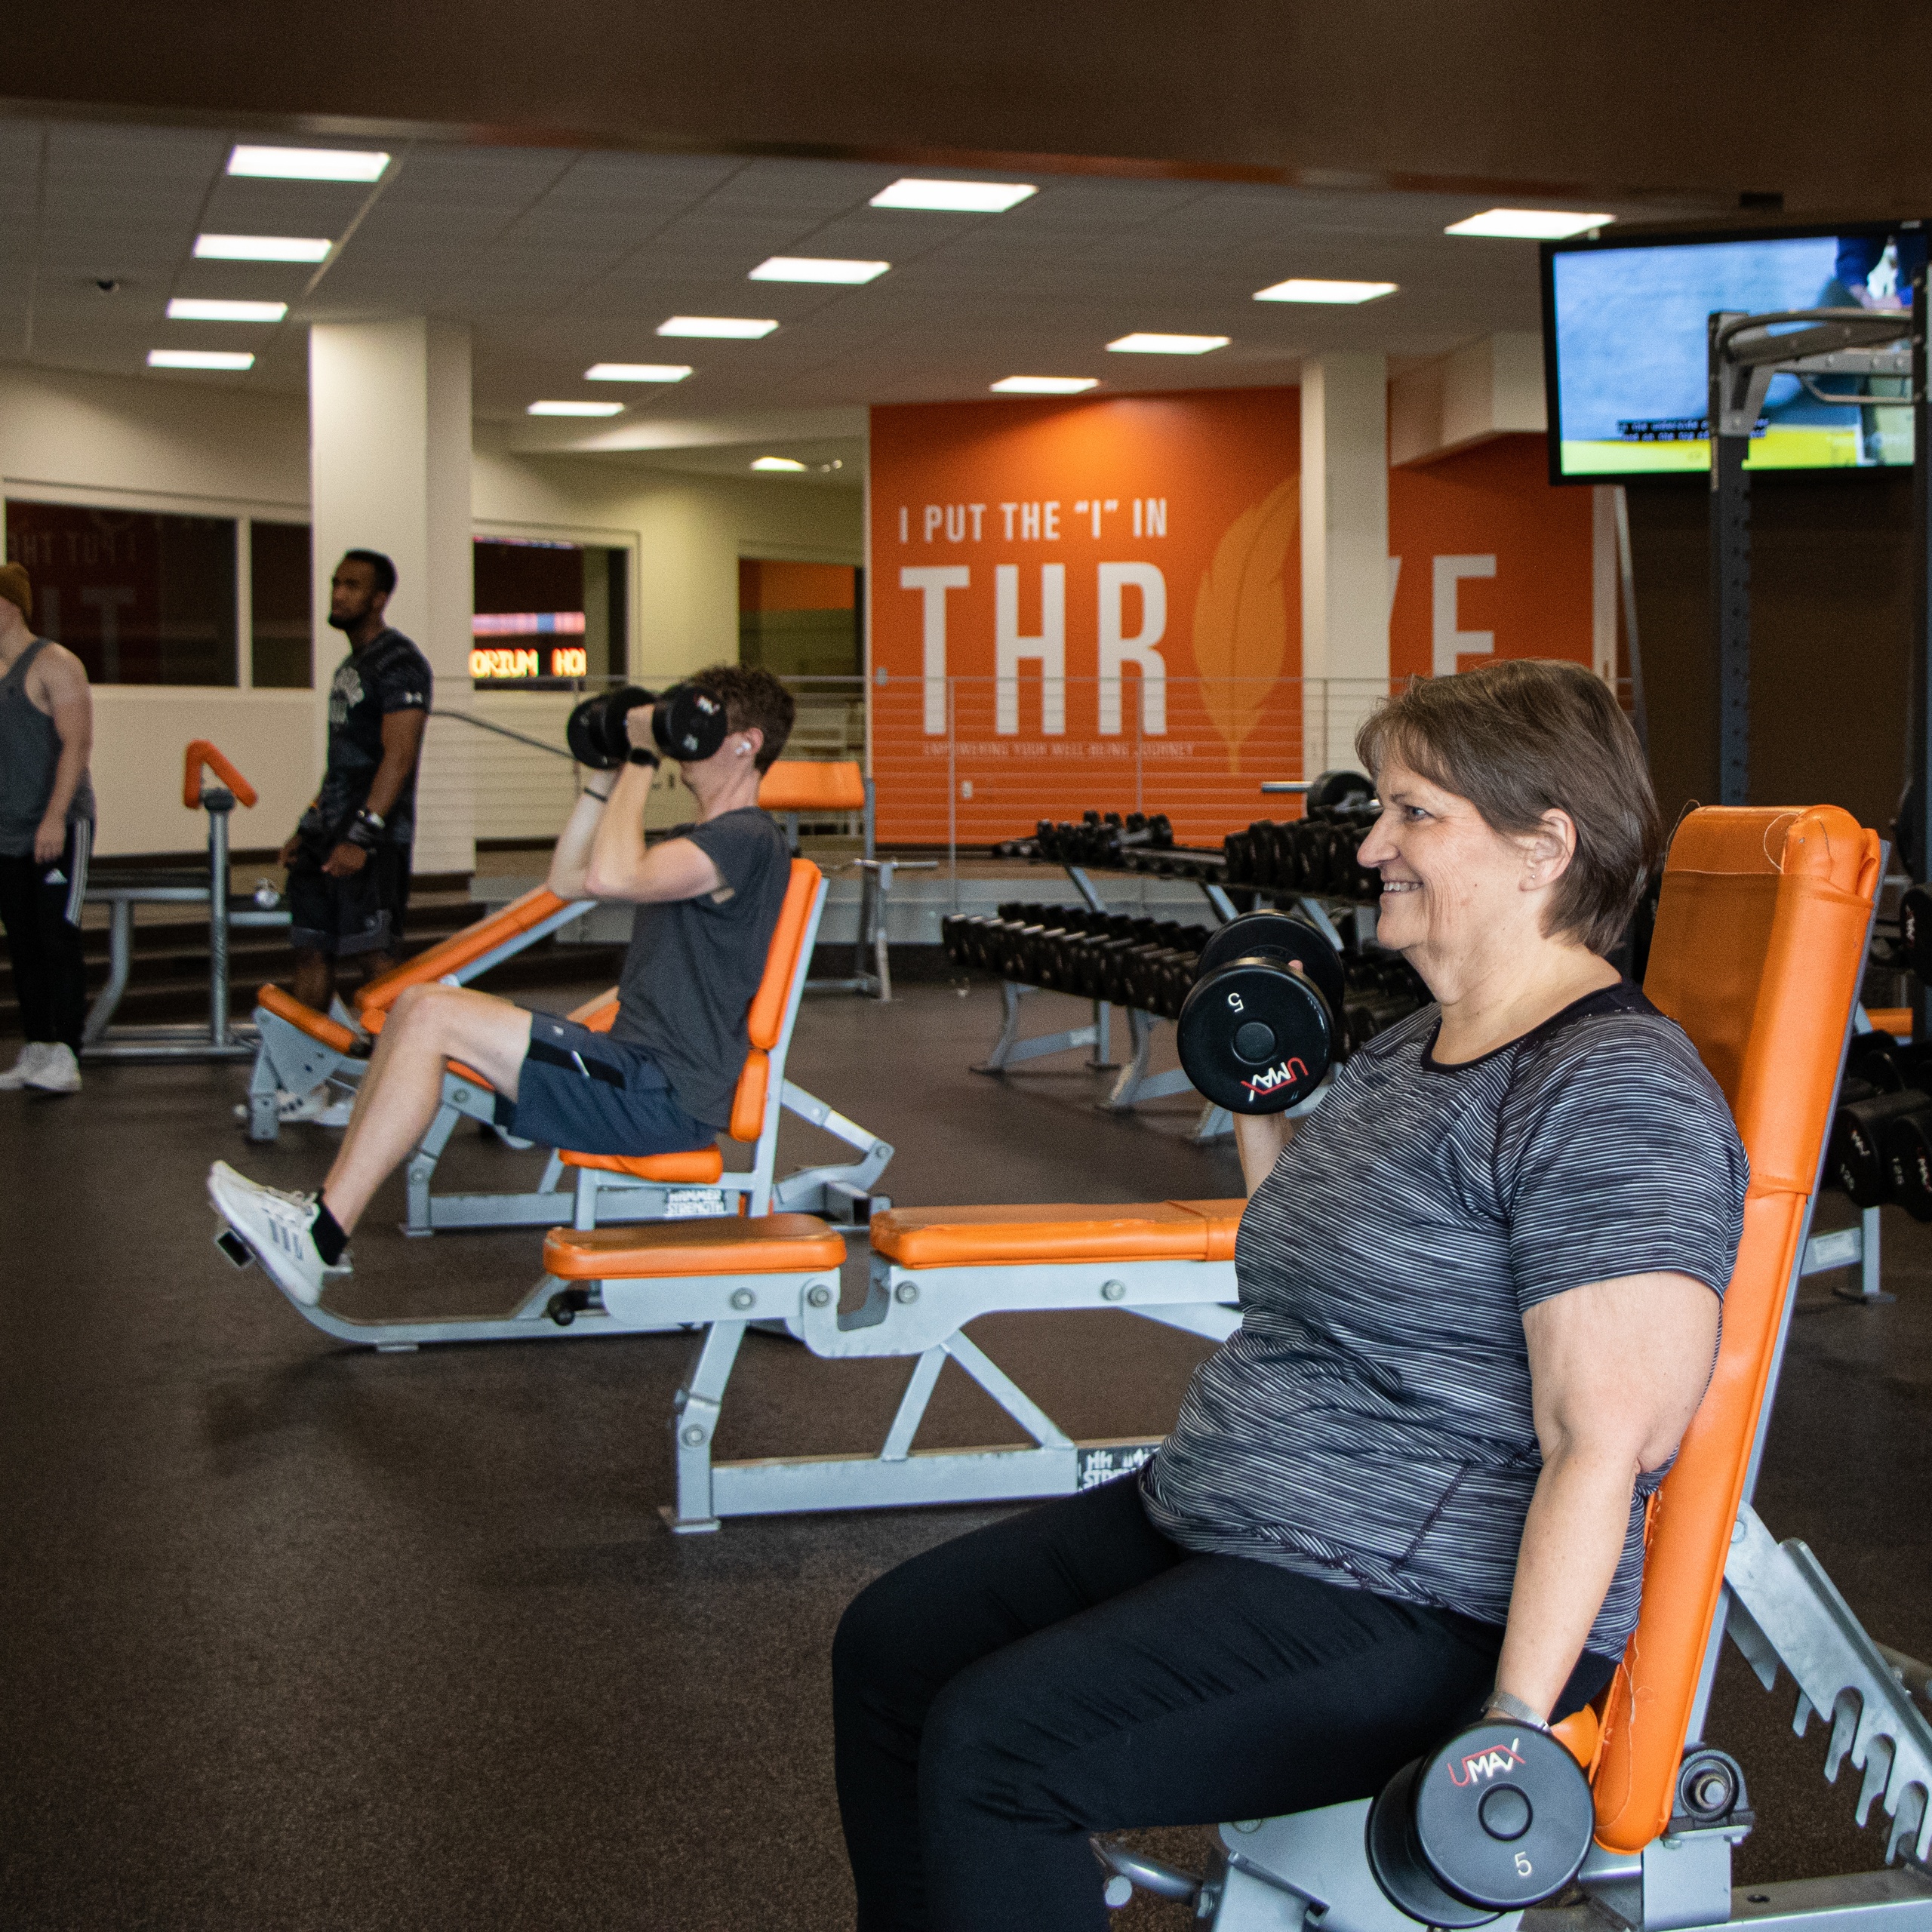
[2,973,1928,1930]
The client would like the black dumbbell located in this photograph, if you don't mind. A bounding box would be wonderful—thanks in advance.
[1901,886,1932,980]
[1826,1084,1928,1205]
[1177,911,1345,1112]
[567,682,729,768]
[1883,1094,1932,1220]
[1848,1029,1907,1092]
[566,685,659,768]
[1306,768,1376,814]
[1367,1720,1595,1924]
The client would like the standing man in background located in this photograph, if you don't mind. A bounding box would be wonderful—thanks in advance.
[281,549,431,1025]
[0,561,96,1095]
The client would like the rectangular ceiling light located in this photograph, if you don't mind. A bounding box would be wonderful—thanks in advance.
[526,400,624,417]
[148,349,255,371]
[657,315,779,339]
[990,376,1098,395]
[751,456,808,471]
[1107,332,1229,355]
[749,257,890,285]
[166,298,288,323]
[585,363,692,383]
[869,178,1037,214]
[1444,208,1615,239]
[227,144,389,183]
[1254,278,1398,304]
[195,233,332,263]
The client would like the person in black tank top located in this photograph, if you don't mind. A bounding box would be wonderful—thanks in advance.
[0,561,95,1094]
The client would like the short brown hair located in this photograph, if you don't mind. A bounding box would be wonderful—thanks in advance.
[1355,660,1661,955]
[692,663,795,773]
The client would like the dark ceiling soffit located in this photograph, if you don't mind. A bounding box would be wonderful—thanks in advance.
[0,91,1728,212]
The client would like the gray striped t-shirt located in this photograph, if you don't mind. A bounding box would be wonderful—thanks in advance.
[1142,983,1747,1655]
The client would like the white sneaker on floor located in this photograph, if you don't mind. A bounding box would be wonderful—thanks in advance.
[208,1161,328,1305]
[0,1042,53,1091]
[25,1044,80,1094]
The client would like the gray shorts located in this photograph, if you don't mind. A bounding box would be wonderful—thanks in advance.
[499,1014,715,1157]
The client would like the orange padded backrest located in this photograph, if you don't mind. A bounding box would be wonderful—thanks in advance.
[357,886,570,1013]
[758,761,866,814]
[746,860,822,1051]
[721,860,821,1143]
[568,986,620,1032]
[1592,806,1878,1852]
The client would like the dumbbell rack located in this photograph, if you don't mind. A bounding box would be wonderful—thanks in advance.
[968,859,1374,1143]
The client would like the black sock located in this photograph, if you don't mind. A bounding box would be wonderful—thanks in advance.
[311,1203,348,1266]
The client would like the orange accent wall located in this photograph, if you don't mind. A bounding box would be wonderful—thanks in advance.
[1389,436,1595,679]
[869,389,1302,844]
[739,559,857,613]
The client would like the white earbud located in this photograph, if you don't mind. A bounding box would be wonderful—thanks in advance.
[738,743,750,755]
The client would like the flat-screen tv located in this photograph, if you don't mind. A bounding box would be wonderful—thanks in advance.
[1541,220,1926,481]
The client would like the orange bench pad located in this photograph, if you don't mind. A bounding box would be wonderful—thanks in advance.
[560,1146,726,1183]
[870,1201,1226,1269]
[1168,1199,1244,1261]
[758,761,866,813]
[257,983,360,1055]
[543,1214,844,1280]
[356,885,571,1014]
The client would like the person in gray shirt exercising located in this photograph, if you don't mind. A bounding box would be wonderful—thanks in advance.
[208,664,795,1305]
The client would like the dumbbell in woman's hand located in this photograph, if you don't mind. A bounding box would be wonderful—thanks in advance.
[1367,1719,1595,1925]
[1176,911,1346,1112]
[566,686,657,770]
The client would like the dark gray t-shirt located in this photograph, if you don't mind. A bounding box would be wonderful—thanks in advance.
[1141,983,1748,1655]
[607,808,792,1130]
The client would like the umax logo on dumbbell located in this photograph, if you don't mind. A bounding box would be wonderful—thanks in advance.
[1447,1737,1527,1786]
[1238,1058,1309,1103]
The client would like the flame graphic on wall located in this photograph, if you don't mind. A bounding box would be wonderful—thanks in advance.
[1192,477,1297,774]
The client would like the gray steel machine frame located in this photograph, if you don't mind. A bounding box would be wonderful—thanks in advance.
[83,783,290,1061]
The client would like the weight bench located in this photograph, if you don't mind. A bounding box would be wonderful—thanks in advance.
[390,858,892,1233]
[1099,803,1932,1931]
[245,881,595,1141]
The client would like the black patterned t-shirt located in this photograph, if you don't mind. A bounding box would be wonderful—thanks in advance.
[1140,982,1748,1655]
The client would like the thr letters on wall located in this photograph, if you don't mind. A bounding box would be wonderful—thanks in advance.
[868,392,1595,844]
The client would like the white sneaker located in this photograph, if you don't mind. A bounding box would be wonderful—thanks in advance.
[231,1088,356,1129]
[208,1161,328,1306]
[0,1042,52,1091]
[25,1043,80,1094]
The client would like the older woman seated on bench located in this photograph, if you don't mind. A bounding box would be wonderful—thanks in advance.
[832,659,1750,1932]
[208,666,795,1306]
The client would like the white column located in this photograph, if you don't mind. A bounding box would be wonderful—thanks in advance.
[309,318,475,878]
[1300,353,1389,775]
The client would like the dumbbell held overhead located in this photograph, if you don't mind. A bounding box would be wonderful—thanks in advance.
[565,682,732,771]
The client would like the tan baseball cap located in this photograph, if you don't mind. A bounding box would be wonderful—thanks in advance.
[0,561,30,618]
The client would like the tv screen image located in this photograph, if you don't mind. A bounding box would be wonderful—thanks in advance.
[1543,224,1925,480]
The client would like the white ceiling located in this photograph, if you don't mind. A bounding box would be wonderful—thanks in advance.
[0,118,1717,481]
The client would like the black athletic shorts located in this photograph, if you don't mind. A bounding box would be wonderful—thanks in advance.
[287,838,411,958]
[498,1014,717,1157]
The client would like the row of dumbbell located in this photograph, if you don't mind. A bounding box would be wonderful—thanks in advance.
[1009,811,1177,867]
[1828,1029,1932,1220]
[944,906,1211,1020]
[1223,807,1383,898]
[943,903,1429,1051]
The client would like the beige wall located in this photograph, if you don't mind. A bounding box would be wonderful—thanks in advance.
[0,363,862,855]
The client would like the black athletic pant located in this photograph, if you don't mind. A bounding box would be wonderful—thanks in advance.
[0,822,91,1049]
[832,1473,1614,1932]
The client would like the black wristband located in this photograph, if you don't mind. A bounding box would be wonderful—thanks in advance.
[627,746,660,768]
[582,787,611,804]
[346,811,383,851]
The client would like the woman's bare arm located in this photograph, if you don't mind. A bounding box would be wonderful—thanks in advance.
[1491,1271,1720,1718]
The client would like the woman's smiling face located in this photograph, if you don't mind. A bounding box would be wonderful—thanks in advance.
[1357,755,1553,965]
